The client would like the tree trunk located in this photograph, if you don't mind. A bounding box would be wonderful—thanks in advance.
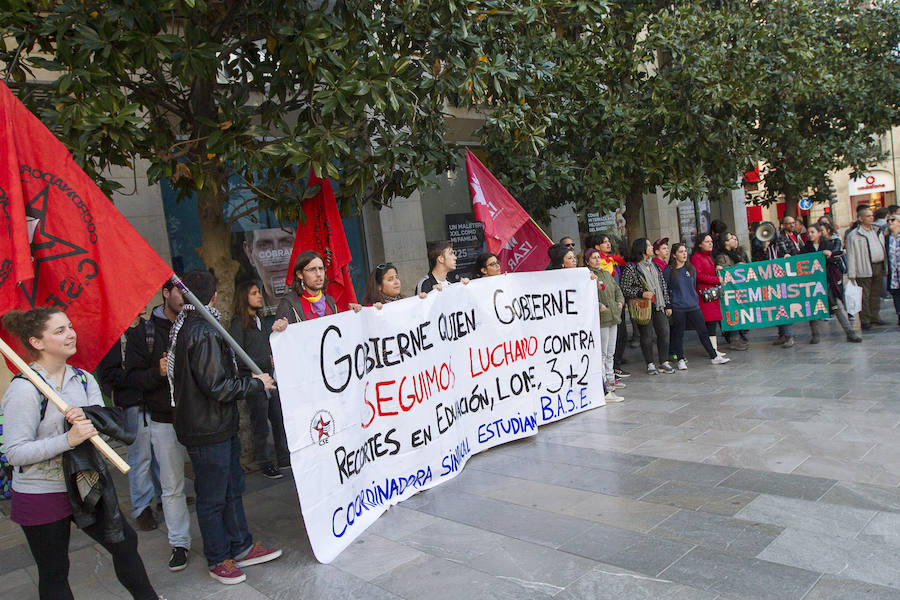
[624,180,644,250]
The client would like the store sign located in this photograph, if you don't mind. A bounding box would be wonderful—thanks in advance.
[271,269,605,563]
[849,171,895,196]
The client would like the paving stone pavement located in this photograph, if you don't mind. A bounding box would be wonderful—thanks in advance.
[1,302,899,599]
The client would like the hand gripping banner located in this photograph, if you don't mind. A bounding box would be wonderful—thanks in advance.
[271,269,605,562]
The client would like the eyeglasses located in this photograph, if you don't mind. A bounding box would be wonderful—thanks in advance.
[565,243,576,248]
[486,261,500,268]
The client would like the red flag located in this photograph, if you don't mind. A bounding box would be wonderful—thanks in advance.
[284,172,357,311]
[0,82,173,371]
[465,151,551,272]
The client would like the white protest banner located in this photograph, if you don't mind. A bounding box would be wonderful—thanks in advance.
[271,269,604,563]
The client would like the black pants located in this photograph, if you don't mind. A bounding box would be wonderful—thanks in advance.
[614,307,628,368]
[670,309,717,360]
[891,289,900,315]
[637,308,670,365]
[247,388,290,469]
[22,516,156,600]
[705,320,719,337]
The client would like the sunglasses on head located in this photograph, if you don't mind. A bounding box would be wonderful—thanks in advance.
[376,262,396,273]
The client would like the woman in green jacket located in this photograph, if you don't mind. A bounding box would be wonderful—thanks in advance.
[586,248,625,402]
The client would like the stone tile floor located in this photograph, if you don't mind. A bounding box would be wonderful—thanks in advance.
[1,302,899,599]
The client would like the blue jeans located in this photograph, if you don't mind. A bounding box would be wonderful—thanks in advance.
[125,406,161,518]
[777,324,794,337]
[186,436,253,566]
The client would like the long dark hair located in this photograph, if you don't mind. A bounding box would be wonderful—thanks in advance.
[693,232,713,256]
[667,242,695,285]
[714,231,746,264]
[232,280,260,329]
[628,238,650,263]
[290,250,325,294]
[362,263,403,305]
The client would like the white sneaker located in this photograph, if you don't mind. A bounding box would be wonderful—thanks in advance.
[676,359,687,370]
[605,391,624,403]
[647,363,658,375]
[711,355,731,365]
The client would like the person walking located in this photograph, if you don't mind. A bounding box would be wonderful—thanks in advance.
[585,248,625,401]
[168,270,282,585]
[714,232,750,350]
[620,238,675,375]
[667,243,731,369]
[847,205,887,329]
[1,308,163,600]
[691,233,728,354]
[802,224,862,343]
[885,214,900,325]
[230,281,290,480]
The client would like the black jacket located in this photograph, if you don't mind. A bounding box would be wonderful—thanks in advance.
[172,311,263,447]
[229,316,273,377]
[95,336,142,409]
[275,291,337,324]
[64,405,134,543]
[124,307,175,423]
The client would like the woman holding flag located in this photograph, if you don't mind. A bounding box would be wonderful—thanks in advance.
[1,307,162,600]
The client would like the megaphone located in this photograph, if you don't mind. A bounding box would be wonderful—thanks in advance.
[755,222,776,242]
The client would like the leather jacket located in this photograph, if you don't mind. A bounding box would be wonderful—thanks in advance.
[63,406,135,543]
[172,311,263,447]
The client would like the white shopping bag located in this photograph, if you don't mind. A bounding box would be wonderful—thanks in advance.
[844,281,863,315]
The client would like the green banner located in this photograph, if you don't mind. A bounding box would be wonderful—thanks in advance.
[720,252,829,331]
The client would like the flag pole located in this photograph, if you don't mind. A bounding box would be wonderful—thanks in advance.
[529,217,553,243]
[0,337,131,474]
[169,274,264,376]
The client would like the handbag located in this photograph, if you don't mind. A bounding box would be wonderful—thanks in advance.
[701,285,723,303]
[628,270,654,325]
[628,297,652,325]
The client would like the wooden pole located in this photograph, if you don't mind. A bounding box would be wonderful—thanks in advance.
[0,337,130,474]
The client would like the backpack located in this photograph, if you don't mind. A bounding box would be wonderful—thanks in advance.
[0,367,88,499]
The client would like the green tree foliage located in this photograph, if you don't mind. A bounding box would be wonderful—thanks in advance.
[1,0,527,308]
[472,0,900,239]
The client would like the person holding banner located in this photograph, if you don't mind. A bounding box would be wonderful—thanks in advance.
[585,248,626,401]
[274,250,363,329]
[362,263,406,305]
[471,253,502,278]
[803,224,862,343]
[714,232,751,351]
[620,239,676,375]
[668,244,731,369]
[168,271,282,585]
[415,241,463,294]
[1,308,162,600]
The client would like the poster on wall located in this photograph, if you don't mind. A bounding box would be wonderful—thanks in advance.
[677,199,710,248]
[233,227,295,316]
[271,269,605,563]
[445,213,486,277]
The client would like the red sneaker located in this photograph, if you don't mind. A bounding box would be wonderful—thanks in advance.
[235,542,282,568]
[209,559,246,585]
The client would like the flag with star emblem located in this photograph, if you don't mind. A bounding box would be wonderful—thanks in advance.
[0,82,172,371]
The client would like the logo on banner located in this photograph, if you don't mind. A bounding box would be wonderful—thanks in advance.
[503,235,536,271]
[470,175,501,220]
[310,410,334,445]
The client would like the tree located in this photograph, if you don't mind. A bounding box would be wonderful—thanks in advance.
[473,0,900,241]
[749,0,900,214]
[1,0,530,312]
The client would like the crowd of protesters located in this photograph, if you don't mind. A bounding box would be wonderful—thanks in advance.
[2,202,897,599]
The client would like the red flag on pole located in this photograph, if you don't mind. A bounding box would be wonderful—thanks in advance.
[284,172,357,311]
[465,150,552,272]
[0,82,173,371]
